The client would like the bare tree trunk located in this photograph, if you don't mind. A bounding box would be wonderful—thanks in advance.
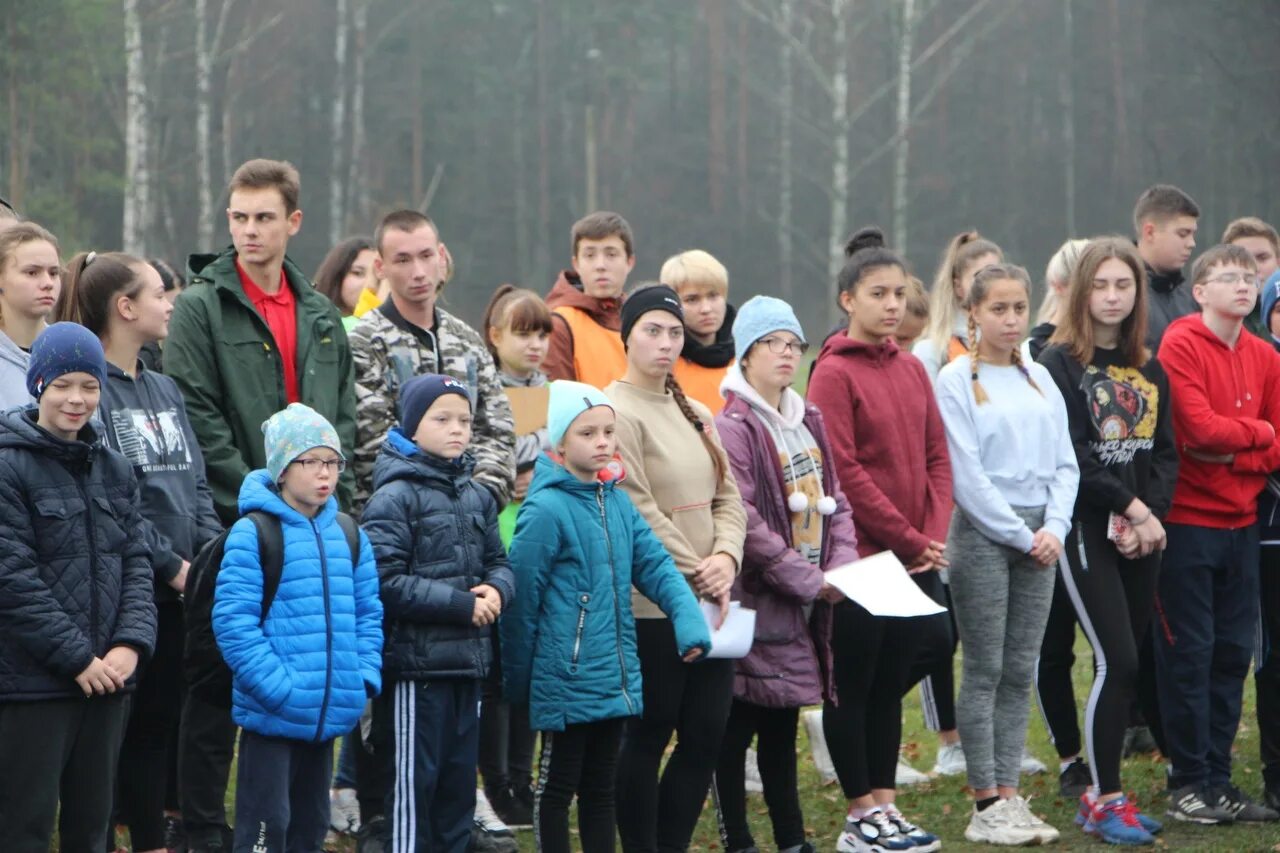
[778,0,794,303]
[584,104,598,212]
[735,11,749,237]
[1059,0,1075,236]
[828,0,849,303]
[345,0,368,226]
[123,0,150,255]
[891,0,917,253]
[6,11,24,211]
[329,0,349,246]
[534,0,551,279]
[703,0,727,214]
[222,47,239,204]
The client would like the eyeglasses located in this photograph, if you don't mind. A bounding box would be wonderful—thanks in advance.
[757,337,810,356]
[292,458,346,473]
[1205,272,1259,287]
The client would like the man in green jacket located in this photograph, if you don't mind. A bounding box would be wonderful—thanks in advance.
[166,158,356,526]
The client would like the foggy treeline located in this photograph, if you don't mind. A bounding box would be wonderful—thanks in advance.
[4,0,1278,333]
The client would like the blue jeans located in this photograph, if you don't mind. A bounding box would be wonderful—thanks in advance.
[1154,522,1260,789]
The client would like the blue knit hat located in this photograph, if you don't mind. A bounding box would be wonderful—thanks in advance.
[399,374,471,438]
[26,322,108,400]
[547,380,614,448]
[262,403,344,482]
[731,296,806,362]
[1262,270,1280,339]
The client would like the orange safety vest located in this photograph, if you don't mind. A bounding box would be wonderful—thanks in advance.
[946,336,968,363]
[673,358,732,415]
[554,305,628,390]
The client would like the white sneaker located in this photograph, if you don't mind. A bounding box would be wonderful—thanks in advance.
[1019,748,1047,775]
[745,747,764,793]
[895,756,929,787]
[963,799,1042,846]
[802,708,839,785]
[836,809,916,852]
[932,741,966,776]
[1007,795,1060,843]
[329,787,360,835]
[473,788,515,837]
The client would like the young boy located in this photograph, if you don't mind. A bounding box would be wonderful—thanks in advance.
[362,374,516,853]
[0,323,157,852]
[1156,244,1280,824]
[1135,184,1200,348]
[1224,216,1280,337]
[213,403,383,853]
[544,212,637,388]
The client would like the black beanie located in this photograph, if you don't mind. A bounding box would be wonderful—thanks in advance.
[620,285,684,346]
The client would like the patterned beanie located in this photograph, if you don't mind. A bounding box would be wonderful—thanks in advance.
[262,403,344,482]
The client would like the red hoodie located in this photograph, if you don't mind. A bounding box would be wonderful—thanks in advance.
[806,333,952,561]
[1158,313,1280,528]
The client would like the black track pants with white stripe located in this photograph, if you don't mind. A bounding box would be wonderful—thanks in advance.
[1057,518,1160,795]
[377,679,481,853]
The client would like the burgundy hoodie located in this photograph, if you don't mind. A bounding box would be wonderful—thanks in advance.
[807,334,952,561]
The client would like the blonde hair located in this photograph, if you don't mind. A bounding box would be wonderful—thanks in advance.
[905,276,928,318]
[924,231,1002,369]
[659,249,728,297]
[1036,238,1090,325]
[0,222,59,328]
[963,263,1041,405]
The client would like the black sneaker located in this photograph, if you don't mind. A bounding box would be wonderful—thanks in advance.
[356,815,386,853]
[1166,784,1235,825]
[470,824,519,853]
[164,814,187,853]
[1209,783,1280,823]
[488,784,533,829]
[1059,758,1092,800]
[1265,786,1280,812]
[1122,725,1159,757]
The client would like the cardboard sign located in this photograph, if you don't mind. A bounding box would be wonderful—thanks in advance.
[504,386,550,435]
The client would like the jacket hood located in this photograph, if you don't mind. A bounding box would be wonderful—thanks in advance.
[1165,312,1233,350]
[719,362,806,430]
[546,270,622,330]
[681,303,737,369]
[0,329,29,371]
[499,369,549,389]
[186,249,227,278]
[371,427,477,492]
[0,405,102,461]
[524,452,620,502]
[236,467,339,526]
[187,247,311,296]
[815,330,901,368]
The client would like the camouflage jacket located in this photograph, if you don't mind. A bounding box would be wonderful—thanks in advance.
[349,302,515,510]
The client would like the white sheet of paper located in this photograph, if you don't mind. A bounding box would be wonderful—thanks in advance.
[700,600,756,659]
[823,551,947,618]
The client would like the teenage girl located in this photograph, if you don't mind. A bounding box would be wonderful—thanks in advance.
[0,222,61,409]
[58,252,224,853]
[1028,239,1089,361]
[806,228,951,852]
[913,230,1004,385]
[1038,238,1176,844]
[478,283,554,827]
[712,295,857,853]
[503,380,709,853]
[935,263,1079,846]
[313,236,377,330]
[605,284,747,853]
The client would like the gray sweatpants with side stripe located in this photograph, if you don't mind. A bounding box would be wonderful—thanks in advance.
[949,506,1055,791]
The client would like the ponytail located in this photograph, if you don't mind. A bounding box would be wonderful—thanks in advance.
[924,230,1003,368]
[56,251,147,336]
[664,372,726,483]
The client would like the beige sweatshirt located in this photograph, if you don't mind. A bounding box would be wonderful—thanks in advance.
[605,380,747,618]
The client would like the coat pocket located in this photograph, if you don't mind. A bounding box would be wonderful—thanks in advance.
[568,592,592,675]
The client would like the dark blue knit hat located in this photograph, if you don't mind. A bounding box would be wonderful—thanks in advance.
[399,374,472,437]
[26,322,108,400]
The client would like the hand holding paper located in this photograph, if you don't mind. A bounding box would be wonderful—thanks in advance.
[823,552,947,618]
[700,600,756,659]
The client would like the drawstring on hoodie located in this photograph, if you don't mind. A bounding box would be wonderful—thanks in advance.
[774,425,837,517]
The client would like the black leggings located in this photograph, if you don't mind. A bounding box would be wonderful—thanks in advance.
[1057,519,1160,795]
[911,573,957,732]
[616,619,734,853]
[714,701,803,852]
[1036,571,1082,759]
[824,601,921,799]
[535,718,625,853]
[117,600,185,850]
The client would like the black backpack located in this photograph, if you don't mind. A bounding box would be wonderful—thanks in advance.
[183,510,361,708]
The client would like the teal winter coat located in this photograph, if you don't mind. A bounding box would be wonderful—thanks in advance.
[502,455,710,732]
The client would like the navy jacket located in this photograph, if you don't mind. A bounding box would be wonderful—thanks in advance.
[100,361,223,599]
[361,429,515,682]
[0,407,157,701]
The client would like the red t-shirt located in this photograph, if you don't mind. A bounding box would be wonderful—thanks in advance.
[236,260,300,404]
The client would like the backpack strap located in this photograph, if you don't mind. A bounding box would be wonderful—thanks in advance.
[336,512,361,569]
[244,511,285,627]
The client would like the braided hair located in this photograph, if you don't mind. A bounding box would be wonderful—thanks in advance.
[963,262,1041,406]
[664,371,726,483]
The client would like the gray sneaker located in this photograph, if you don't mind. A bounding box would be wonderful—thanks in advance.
[1209,783,1280,823]
[1166,784,1235,825]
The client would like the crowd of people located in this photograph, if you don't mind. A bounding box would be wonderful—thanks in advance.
[0,160,1279,853]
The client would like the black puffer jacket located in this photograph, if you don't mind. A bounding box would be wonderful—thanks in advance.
[361,427,514,682]
[0,408,157,701]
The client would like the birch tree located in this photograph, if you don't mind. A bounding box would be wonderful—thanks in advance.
[195,0,236,250]
[828,0,849,292]
[777,0,794,303]
[122,0,149,255]
[344,0,369,229]
[329,0,349,246]
[891,0,918,253]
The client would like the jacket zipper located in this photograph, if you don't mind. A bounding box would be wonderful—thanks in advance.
[78,453,101,653]
[454,489,483,672]
[312,521,335,742]
[597,485,635,714]
[571,606,586,667]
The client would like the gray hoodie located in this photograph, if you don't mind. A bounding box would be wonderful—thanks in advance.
[0,330,33,411]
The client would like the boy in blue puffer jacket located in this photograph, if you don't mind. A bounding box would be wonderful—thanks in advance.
[362,374,516,853]
[213,403,383,853]
[502,380,710,853]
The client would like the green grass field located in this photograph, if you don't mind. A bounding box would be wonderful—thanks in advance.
[294,634,1280,852]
